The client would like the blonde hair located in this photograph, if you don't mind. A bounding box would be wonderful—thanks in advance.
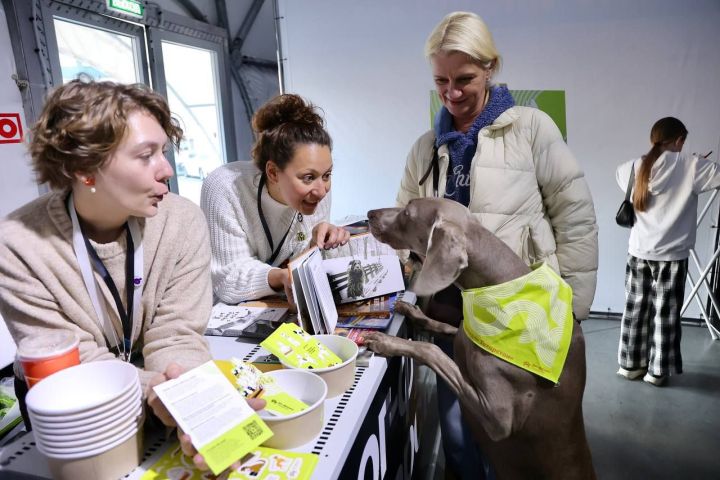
[633,117,688,212]
[425,11,502,72]
[30,80,182,190]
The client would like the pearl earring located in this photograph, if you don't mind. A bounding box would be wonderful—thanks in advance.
[84,177,96,193]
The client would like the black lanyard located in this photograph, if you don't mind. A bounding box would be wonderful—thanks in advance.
[82,225,134,354]
[257,174,300,265]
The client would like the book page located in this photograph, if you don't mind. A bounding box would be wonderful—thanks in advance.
[288,248,316,333]
[321,234,404,304]
[298,252,324,334]
[305,248,339,333]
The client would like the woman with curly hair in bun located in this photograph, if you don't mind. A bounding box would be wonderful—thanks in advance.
[201,93,349,305]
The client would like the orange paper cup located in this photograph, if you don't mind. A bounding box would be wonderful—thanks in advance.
[18,332,80,388]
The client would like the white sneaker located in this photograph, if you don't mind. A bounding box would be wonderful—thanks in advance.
[643,373,667,386]
[617,367,645,380]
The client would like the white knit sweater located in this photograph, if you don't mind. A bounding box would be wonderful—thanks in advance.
[200,161,331,303]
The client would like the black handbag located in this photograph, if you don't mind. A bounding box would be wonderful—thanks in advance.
[615,164,635,228]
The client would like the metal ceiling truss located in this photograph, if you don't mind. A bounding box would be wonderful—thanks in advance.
[214,0,274,123]
[40,0,225,43]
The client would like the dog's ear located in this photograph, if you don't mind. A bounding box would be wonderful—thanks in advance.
[412,220,468,295]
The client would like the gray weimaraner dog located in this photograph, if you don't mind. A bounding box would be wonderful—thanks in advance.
[363,198,596,480]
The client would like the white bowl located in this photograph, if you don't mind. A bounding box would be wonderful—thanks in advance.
[37,423,139,457]
[36,422,140,454]
[26,361,139,415]
[40,424,142,464]
[44,428,143,480]
[33,404,143,448]
[29,382,141,426]
[32,400,142,437]
[258,369,327,449]
[280,334,358,398]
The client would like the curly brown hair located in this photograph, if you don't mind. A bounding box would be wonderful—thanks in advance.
[30,80,183,190]
[250,93,332,173]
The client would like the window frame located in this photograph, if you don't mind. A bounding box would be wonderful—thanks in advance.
[5,0,236,196]
[147,26,236,196]
[39,0,150,87]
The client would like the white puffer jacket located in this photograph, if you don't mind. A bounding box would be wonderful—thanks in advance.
[397,106,598,319]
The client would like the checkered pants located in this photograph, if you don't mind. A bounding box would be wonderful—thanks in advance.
[618,255,687,376]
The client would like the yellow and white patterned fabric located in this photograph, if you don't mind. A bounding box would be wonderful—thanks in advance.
[461,262,574,383]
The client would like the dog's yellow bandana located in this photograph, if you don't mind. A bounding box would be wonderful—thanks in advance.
[461,262,573,383]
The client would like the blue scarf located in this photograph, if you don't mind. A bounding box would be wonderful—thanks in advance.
[435,85,515,206]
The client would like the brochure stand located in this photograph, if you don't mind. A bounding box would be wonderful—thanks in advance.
[681,190,720,340]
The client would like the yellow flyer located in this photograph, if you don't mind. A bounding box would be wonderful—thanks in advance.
[151,361,273,475]
[141,443,319,480]
[228,358,309,416]
[260,322,341,369]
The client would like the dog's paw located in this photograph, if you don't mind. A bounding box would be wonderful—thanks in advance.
[394,301,423,319]
[360,331,392,357]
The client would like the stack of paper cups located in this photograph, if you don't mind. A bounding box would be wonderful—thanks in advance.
[25,361,144,480]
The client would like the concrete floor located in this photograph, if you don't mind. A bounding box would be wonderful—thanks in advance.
[582,317,720,479]
[426,317,720,479]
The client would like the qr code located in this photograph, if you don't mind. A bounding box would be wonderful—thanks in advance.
[243,420,264,439]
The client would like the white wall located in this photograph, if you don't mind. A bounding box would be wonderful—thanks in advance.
[277,0,720,315]
[0,2,28,366]
[0,5,39,217]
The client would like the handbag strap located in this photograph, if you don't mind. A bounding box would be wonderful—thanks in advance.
[625,163,635,201]
[418,138,445,198]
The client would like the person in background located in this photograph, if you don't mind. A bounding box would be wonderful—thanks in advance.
[396,12,599,479]
[616,117,717,387]
[201,93,349,306]
[0,80,252,473]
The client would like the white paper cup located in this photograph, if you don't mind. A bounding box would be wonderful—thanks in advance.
[33,400,141,437]
[26,361,139,416]
[43,426,143,480]
[37,414,145,459]
[29,382,141,426]
[258,369,327,449]
[33,404,143,449]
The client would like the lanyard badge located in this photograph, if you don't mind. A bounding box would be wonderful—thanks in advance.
[68,193,144,362]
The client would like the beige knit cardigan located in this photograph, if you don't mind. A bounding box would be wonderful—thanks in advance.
[0,191,212,394]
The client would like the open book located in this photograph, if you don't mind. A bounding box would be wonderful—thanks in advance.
[205,302,289,337]
[288,233,405,335]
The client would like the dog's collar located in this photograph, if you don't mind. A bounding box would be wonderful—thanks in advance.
[461,262,574,384]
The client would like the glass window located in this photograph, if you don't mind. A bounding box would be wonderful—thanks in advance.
[161,41,226,205]
[53,18,141,84]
